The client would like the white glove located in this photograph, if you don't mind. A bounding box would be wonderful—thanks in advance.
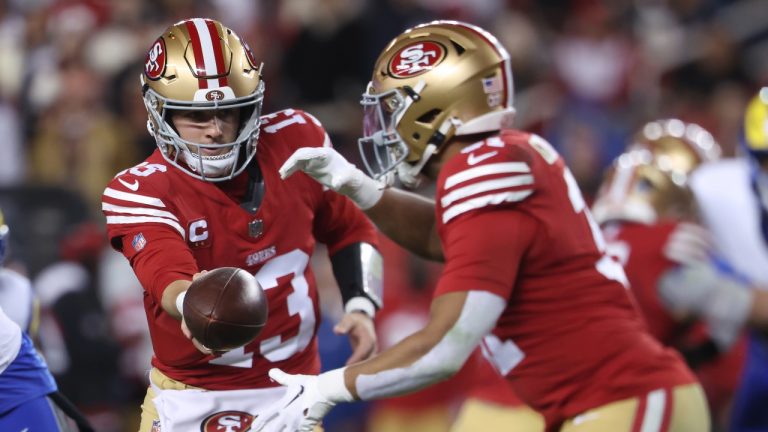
[252,368,354,432]
[658,263,752,350]
[663,222,713,266]
[279,147,384,210]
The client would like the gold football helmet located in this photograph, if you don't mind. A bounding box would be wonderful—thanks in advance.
[743,87,768,232]
[592,119,721,224]
[359,20,515,186]
[141,18,264,181]
[744,87,768,157]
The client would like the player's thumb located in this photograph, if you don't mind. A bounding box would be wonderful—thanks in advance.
[268,368,300,386]
[333,318,352,335]
[279,157,302,179]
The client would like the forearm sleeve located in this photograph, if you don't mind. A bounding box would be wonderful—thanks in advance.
[355,290,505,400]
[330,242,383,316]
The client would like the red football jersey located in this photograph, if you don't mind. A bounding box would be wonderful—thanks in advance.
[433,130,695,427]
[603,221,746,416]
[102,109,378,390]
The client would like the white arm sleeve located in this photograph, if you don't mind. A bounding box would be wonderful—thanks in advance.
[659,263,752,350]
[0,306,22,374]
[0,269,34,331]
[355,290,505,400]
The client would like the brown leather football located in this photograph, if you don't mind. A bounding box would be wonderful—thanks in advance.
[183,267,268,351]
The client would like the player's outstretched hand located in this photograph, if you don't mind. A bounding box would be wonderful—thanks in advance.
[335,312,377,365]
[252,368,352,432]
[659,263,752,349]
[279,147,384,210]
[180,318,219,355]
[178,270,228,356]
[663,222,713,266]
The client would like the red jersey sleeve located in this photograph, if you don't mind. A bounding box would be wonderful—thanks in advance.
[102,171,197,303]
[312,189,379,256]
[118,228,198,303]
[434,208,538,299]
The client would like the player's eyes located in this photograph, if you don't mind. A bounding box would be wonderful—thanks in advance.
[216,108,240,121]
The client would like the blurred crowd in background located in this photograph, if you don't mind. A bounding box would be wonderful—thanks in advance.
[0,0,766,430]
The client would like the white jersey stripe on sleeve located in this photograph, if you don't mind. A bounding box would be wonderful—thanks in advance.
[639,389,667,432]
[443,190,533,223]
[444,162,530,190]
[106,216,185,239]
[102,203,179,222]
[441,174,533,207]
[104,188,166,208]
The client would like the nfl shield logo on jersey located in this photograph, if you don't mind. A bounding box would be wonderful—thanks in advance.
[202,411,254,432]
[151,419,161,432]
[248,219,263,238]
[132,233,147,252]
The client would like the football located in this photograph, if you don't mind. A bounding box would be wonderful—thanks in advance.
[183,267,268,351]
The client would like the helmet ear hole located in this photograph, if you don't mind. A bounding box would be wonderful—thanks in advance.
[417,109,442,124]
[450,40,466,55]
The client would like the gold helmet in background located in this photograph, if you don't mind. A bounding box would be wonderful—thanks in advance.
[141,18,264,182]
[359,20,515,186]
[743,87,768,229]
[592,119,721,224]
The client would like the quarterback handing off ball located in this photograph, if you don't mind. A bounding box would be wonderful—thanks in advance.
[183,267,268,351]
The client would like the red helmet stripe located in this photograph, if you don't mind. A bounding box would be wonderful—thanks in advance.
[204,19,229,87]
[184,20,209,89]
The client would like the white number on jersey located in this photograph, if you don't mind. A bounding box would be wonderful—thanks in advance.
[115,162,168,178]
[209,249,316,368]
[562,164,629,287]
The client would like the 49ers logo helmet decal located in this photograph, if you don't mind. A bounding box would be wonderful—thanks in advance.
[242,39,259,70]
[201,411,254,432]
[144,38,167,80]
[388,41,446,78]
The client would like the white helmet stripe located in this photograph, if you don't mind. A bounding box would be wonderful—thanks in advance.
[191,18,223,89]
[609,164,636,203]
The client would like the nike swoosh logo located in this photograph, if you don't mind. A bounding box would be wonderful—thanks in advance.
[285,385,305,408]
[572,412,600,425]
[118,178,140,191]
[467,151,498,165]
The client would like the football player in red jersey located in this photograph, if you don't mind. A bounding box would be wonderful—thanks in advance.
[254,21,710,432]
[101,18,382,432]
[591,119,747,428]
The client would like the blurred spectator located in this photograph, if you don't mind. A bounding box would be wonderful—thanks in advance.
[0,103,24,186]
[275,0,371,146]
[27,60,139,213]
[0,0,26,186]
[545,0,637,199]
[552,1,636,106]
